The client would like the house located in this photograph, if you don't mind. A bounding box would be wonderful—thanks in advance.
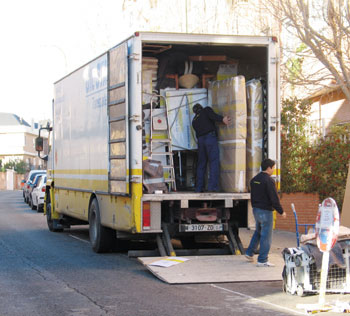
[0,112,48,170]
[308,84,350,136]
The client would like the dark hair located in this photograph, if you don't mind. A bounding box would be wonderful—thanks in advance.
[261,158,275,171]
[192,103,203,115]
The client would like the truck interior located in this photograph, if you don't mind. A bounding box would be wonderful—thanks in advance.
[141,41,268,192]
[139,41,270,236]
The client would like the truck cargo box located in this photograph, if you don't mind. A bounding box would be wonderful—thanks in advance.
[40,32,280,254]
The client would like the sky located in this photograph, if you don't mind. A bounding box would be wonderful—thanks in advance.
[0,0,134,124]
[0,0,275,124]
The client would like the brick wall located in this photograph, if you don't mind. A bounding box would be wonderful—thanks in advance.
[0,173,5,190]
[276,192,319,233]
[14,173,24,189]
[0,172,25,190]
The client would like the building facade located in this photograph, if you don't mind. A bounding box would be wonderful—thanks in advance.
[0,112,47,170]
[309,86,350,136]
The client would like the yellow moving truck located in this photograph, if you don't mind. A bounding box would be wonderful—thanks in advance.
[37,32,280,255]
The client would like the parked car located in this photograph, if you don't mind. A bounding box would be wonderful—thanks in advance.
[24,170,46,204]
[28,174,44,210]
[31,175,46,212]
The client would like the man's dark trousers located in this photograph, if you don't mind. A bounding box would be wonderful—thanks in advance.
[195,131,220,192]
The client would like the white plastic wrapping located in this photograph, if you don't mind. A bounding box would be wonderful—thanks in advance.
[161,88,208,150]
[208,76,247,192]
[246,79,263,183]
[209,76,247,140]
[142,57,158,105]
[219,139,246,193]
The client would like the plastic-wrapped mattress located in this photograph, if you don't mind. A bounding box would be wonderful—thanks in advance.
[246,79,263,184]
[208,76,247,192]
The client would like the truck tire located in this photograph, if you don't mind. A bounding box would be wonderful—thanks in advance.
[89,198,114,253]
[46,202,63,232]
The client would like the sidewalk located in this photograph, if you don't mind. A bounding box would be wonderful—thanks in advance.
[239,228,298,255]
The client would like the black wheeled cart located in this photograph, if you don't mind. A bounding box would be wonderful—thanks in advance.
[282,240,350,296]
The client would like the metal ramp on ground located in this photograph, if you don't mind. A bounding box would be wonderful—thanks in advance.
[138,253,284,284]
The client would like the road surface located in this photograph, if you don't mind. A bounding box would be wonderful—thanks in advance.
[0,190,346,316]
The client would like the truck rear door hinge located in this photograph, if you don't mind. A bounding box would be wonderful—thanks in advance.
[130,175,142,183]
[129,114,141,122]
[270,116,279,124]
[271,57,279,64]
[129,53,140,60]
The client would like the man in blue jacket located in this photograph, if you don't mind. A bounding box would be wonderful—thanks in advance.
[245,158,287,267]
[192,103,230,193]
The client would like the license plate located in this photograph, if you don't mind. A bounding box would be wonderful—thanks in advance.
[183,224,223,232]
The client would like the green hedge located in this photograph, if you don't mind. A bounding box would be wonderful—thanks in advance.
[281,98,350,210]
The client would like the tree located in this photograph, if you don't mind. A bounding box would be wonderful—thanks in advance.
[281,98,350,210]
[266,0,350,100]
[281,98,313,192]
[2,160,28,174]
[308,124,350,209]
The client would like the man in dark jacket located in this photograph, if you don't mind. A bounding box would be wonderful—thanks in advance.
[245,158,287,267]
[192,103,230,192]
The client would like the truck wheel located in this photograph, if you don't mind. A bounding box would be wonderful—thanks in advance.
[47,202,63,232]
[89,198,114,253]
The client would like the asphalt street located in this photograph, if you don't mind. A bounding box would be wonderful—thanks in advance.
[0,190,348,316]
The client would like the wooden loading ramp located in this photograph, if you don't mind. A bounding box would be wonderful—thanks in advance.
[138,253,284,284]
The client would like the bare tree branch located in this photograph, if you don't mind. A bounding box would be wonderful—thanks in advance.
[264,0,350,101]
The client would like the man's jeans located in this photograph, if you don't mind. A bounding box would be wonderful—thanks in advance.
[195,132,220,192]
[245,207,273,263]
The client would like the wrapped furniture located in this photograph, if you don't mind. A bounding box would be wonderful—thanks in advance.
[143,159,168,194]
[209,76,247,192]
[161,88,208,150]
[142,57,158,105]
[246,79,263,184]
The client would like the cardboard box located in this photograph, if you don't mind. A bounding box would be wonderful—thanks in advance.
[219,139,246,192]
[217,63,238,80]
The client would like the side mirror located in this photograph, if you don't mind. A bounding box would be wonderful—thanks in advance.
[36,125,52,161]
[35,137,44,152]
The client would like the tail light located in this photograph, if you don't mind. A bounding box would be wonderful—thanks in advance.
[41,187,46,192]
[142,202,151,230]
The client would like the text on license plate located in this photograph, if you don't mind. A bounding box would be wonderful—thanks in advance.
[183,224,223,232]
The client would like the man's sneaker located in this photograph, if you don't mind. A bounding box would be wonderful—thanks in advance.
[244,254,254,262]
[257,261,275,267]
